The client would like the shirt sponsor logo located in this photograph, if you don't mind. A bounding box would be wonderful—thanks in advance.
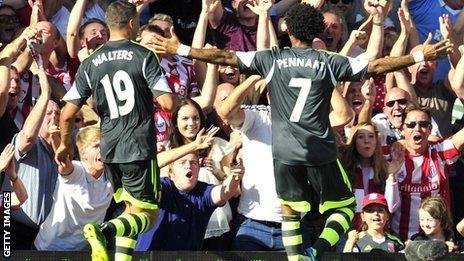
[399,181,439,193]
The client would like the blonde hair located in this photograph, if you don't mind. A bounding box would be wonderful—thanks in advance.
[76,125,100,155]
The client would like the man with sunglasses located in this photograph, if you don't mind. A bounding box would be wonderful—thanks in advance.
[372,87,441,155]
[390,105,464,241]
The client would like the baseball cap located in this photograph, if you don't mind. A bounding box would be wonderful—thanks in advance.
[361,193,388,210]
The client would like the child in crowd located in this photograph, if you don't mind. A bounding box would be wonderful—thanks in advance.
[344,193,404,253]
[410,197,458,252]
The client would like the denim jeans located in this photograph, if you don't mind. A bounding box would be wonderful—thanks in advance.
[233,216,285,251]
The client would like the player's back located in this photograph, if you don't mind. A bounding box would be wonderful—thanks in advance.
[79,39,164,163]
[237,47,367,166]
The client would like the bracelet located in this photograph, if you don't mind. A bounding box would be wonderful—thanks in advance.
[176,44,191,56]
[411,51,424,63]
[10,175,18,183]
[373,22,383,26]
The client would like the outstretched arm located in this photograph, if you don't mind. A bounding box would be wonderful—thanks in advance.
[154,28,238,67]
[366,35,452,76]
[217,75,262,128]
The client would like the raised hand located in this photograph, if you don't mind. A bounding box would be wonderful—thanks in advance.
[194,126,220,150]
[0,144,15,173]
[361,78,376,104]
[301,0,324,9]
[439,14,455,41]
[397,8,411,34]
[422,33,453,61]
[202,0,221,13]
[364,0,386,19]
[246,0,273,15]
[388,141,405,176]
[153,26,181,55]
[349,30,368,47]
[55,143,73,168]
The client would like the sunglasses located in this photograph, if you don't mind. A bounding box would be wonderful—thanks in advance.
[405,121,431,129]
[0,14,20,24]
[385,98,408,108]
[329,0,353,4]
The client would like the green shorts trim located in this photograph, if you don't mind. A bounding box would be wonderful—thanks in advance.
[279,199,311,213]
[114,187,159,210]
[274,158,355,214]
[319,197,355,214]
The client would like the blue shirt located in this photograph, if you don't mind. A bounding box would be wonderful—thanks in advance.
[409,0,460,82]
[135,177,216,250]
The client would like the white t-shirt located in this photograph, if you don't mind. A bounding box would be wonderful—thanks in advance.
[34,161,113,250]
[237,106,282,223]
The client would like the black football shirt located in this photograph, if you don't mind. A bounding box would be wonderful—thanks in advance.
[237,47,368,166]
[64,39,171,163]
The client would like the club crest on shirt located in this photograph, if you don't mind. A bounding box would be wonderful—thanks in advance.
[396,170,406,182]
[428,162,437,180]
[388,242,395,252]
[155,114,167,132]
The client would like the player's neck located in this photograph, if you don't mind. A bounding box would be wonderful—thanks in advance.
[109,30,131,42]
[289,35,310,49]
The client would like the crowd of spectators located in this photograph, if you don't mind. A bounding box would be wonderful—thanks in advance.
[2,0,464,257]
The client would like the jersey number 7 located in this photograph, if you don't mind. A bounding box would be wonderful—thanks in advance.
[100,70,135,119]
[289,78,312,122]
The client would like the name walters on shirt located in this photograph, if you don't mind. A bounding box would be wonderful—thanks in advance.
[92,50,134,67]
[276,57,326,71]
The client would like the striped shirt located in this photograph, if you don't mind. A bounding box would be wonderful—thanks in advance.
[391,137,459,241]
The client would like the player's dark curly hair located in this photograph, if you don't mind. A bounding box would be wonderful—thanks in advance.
[285,3,325,45]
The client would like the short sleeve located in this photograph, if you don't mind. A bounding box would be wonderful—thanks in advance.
[435,137,460,164]
[63,66,92,107]
[143,52,172,98]
[325,53,368,82]
[236,50,274,76]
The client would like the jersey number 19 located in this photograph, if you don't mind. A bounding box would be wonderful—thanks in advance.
[101,70,135,119]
